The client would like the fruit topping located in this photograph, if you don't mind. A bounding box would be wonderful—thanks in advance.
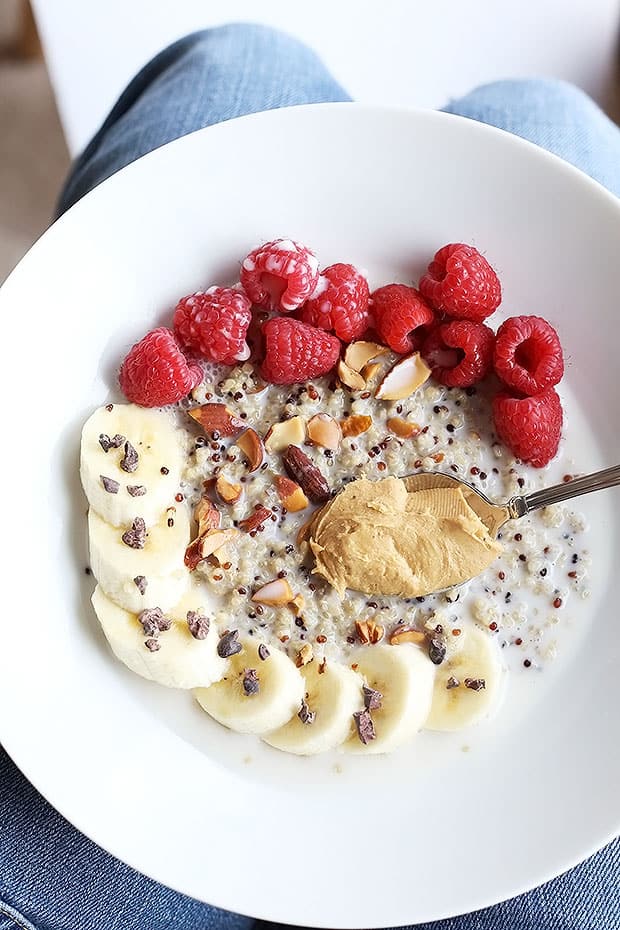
[419,243,501,321]
[300,263,370,341]
[371,284,435,353]
[421,319,495,388]
[493,315,564,395]
[240,238,319,312]
[173,287,251,364]
[119,328,201,407]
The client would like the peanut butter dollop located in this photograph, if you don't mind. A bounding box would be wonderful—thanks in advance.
[309,476,502,597]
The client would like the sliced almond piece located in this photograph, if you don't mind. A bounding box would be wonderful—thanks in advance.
[237,428,264,472]
[307,413,342,451]
[184,528,239,569]
[340,414,372,438]
[344,340,389,372]
[337,359,366,391]
[264,416,306,454]
[252,578,294,606]
[375,352,432,401]
[274,475,309,512]
[194,497,221,535]
[360,362,382,383]
[389,627,426,646]
[386,417,421,439]
[295,643,314,667]
[215,475,242,504]
[184,536,205,572]
[188,403,245,437]
[238,506,272,533]
[199,528,240,558]
[289,593,305,616]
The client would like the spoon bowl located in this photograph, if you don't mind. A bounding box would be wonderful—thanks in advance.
[402,463,620,592]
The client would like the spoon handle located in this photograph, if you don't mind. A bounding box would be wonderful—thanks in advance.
[507,464,620,518]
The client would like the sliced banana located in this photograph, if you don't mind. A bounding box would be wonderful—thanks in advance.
[263,659,364,755]
[194,639,305,735]
[88,505,189,613]
[80,404,184,527]
[425,624,503,731]
[342,644,435,754]
[91,584,228,689]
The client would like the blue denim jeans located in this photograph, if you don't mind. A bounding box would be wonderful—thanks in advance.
[4,22,618,930]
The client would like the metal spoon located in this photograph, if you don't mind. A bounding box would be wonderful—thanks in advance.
[311,464,620,599]
[403,463,620,540]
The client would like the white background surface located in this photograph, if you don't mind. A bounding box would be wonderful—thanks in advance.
[32,0,620,155]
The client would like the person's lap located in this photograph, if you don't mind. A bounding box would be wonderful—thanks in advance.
[4,22,618,930]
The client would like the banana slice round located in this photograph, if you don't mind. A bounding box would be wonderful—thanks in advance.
[81,404,184,527]
[194,639,305,735]
[425,624,504,731]
[88,505,190,613]
[342,644,435,754]
[91,584,228,689]
[263,659,364,755]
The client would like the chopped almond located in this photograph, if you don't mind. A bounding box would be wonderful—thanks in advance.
[274,475,309,512]
[194,496,221,535]
[184,528,239,570]
[199,528,240,558]
[290,593,305,616]
[337,359,366,391]
[360,362,382,382]
[355,619,385,644]
[215,475,242,504]
[389,627,426,646]
[238,506,272,533]
[344,341,389,372]
[307,413,342,450]
[295,643,314,667]
[386,417,421,439]
[264,416,306,454]
[188,403,245,437]
[340,414,372,438]
[184,536,205,572]
[237,428,264,472]
[375,352,432,401]
[252,578,294,606]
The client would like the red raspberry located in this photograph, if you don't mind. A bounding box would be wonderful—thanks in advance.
[119,328,202,407]
[261,317,340,385]
[421,320,495,388]
[493,315,564,396]
[173,287,251,365]
[419,243,501,322]
[370,284,435,353]
[240,239,319,312]
[300,263,370,342]
[492,388,563,468]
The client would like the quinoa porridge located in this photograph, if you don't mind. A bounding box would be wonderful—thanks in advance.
[80,237,594,756]
[182,359,589,671]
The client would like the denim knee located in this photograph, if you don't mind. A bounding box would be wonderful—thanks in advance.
[172,22,342,86]
[445,77,601,123]
[444,76,620,198]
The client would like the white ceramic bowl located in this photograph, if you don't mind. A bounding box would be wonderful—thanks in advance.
[0,104,618,927]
